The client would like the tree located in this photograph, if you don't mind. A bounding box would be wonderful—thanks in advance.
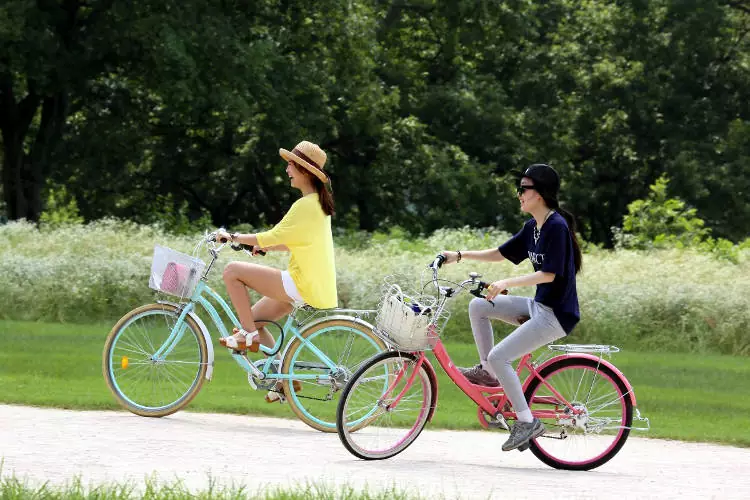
[0,0,272,222]
[614,175,710,249]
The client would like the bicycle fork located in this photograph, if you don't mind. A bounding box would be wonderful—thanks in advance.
[380,353,426,411]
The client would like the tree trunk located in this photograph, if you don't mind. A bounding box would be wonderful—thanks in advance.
[0,88,67,222]
[0,80,41,221]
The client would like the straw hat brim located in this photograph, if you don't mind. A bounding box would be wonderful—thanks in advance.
[280,148,329,183]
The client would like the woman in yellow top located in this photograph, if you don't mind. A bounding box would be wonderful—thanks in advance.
[216,140,337,354]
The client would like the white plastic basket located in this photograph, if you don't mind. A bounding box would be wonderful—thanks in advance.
[148,245,206,299]
[375,279,448,351]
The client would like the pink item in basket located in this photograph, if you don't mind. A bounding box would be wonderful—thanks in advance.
[161,262,190,294]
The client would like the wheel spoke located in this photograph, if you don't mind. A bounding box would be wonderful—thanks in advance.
[338,353,432,460]
[104,306,206,416]
[527,360,633,470]
[282,320,385,432]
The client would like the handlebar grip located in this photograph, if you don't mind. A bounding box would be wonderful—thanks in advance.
[434,254,446,268]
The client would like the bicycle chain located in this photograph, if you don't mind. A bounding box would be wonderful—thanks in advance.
[266,387,334,402]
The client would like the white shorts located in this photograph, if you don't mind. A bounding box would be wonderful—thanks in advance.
[281,270,304,303]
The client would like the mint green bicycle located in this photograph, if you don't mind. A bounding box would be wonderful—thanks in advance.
[102,230,386,432]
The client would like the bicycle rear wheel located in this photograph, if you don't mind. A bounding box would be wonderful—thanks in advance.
[524,357,633,470]
[280,319,387,432]
[103,303,208,417]
[337,351,432,460]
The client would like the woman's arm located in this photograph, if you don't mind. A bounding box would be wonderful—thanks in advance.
[441,248,506,264]
[260,244,290,252]
[485,271,555,300]
[228,234,290,252]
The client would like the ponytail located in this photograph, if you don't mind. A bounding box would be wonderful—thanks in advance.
[295,162,336,216]
[544,197,582,274]
[314,177,335,217]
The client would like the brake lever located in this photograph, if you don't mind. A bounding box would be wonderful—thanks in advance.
[470,281,490,300]
[470,281,507,306]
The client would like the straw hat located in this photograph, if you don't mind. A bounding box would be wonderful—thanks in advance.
[279,141,329,183]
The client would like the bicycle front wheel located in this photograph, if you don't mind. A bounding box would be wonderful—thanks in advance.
[524,357,633,470]
[280,318,387,432]
[102,303,208,417]
[337,351,432,460]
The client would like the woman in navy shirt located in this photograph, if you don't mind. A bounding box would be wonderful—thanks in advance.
[441,164,582,452]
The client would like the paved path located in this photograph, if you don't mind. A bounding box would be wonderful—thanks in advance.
[1,404,748,499]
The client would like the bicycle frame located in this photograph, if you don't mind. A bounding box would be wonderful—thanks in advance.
[383,338,579,423]
[152,281,355,385]
[433,339,578,420]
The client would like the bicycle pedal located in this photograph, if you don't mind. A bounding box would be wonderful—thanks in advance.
[518,443,530,452]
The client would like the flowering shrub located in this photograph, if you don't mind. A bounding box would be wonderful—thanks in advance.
[1,220,748,354]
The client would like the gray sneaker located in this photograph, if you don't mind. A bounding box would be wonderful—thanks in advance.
[502,418,546,451]
[458,364,500,387]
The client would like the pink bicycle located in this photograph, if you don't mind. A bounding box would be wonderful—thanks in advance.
[336,255,650,470]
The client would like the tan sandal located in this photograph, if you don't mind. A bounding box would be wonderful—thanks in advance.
[219,328,261,352]
[265,380,303,403]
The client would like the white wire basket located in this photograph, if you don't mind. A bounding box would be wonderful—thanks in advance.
[148,245,206,299]
[374,276,449,351]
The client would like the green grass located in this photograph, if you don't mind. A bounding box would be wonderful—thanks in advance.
[0,474,420,500]
[1,320,749,447]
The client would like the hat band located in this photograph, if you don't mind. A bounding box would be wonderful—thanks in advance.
[292,148,325,173]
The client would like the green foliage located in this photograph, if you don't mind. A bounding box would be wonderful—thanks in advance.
[2,0,750,242]
[39,186,84,227]
[614,175,710,249]
[614,175,745,262]
[142,195,214,235]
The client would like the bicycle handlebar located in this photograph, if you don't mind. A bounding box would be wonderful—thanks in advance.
[428,253,506,304]
[207,229,266,256]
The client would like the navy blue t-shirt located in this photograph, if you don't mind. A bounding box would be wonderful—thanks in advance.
[498,212,580,334]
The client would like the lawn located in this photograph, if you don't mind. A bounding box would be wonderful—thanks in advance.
[1,320,748,446]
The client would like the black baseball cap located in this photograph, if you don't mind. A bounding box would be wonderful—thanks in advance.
[521,163,560,196]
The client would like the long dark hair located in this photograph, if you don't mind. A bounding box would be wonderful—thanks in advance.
[542,196,582,274]
[298,164,335,216]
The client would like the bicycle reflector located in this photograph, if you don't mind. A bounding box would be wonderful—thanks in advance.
[121,356,129,369]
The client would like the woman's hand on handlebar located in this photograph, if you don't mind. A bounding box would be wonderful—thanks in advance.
[215,229,232,244]
[439,251,460,265]
[485,280,510,301]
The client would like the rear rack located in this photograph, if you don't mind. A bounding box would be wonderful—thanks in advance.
[547,344,621,354]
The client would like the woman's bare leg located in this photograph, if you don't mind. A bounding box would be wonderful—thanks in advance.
[222,262,293,345]
[252,296,293,349]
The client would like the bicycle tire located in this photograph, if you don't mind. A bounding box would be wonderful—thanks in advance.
[524,356,633,470]
[337,351,432,460]
[102,303,208,417]
[280,318,387,432]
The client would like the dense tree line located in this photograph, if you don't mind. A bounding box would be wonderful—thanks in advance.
[2,0,749,245]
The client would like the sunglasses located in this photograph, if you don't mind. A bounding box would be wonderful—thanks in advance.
[516,184,537,195]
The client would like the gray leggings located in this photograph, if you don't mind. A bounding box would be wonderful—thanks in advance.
[469,295,566,415]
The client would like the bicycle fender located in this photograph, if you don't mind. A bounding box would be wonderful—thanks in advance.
[157,300,215,381]
[298,314,377,335]
[532,354,636,405]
